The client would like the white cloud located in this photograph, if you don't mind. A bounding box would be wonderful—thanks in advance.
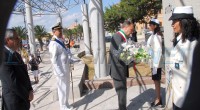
[8,13,63,32]
[33,15,57,31]
[63,12,80,21]
[62,12,82,27]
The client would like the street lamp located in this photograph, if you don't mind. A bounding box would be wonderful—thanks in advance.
[19,8,30,52]
[21,8,29,46]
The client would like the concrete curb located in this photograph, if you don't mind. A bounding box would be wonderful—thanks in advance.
[84,75,165,90]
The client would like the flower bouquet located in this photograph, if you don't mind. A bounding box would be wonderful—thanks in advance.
[134,48,151,64]
[119,45,135,65]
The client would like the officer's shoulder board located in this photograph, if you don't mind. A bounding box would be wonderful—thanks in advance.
[51,37,56,41]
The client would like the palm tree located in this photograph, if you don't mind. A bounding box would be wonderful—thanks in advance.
[72,28,78,40]
[34,25,47,51]
[12,26,28,49]
[12,26,27,39]
[63,28,73,39]
[76,24,83,39]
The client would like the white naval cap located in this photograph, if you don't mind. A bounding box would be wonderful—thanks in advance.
[149,18,160,25]
[169,6,194,20]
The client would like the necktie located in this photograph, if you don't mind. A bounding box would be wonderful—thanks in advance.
[173,38,178,47]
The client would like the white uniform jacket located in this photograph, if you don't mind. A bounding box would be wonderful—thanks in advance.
[49,36,71,77]
[147,33,163,68]
[169,34,197,107]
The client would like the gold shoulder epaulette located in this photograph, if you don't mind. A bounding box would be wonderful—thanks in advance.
[52,37,56,41]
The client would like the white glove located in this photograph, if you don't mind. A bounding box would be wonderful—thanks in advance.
[148,48,153,56]
[166,65,173,78]
[152,67,157,75]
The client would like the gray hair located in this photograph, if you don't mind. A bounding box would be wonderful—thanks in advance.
[5,29,16,44]
[5,29,15,39]
[121,19,134,28]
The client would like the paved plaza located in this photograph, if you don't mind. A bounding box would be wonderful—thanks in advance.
[1,35,166,110]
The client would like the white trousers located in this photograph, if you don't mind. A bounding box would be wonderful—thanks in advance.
[32,70,39,77]
[56,73,70,110]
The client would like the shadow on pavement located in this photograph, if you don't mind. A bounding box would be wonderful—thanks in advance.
[40,60,51,64]
[31,89,58,110]
[127,87,165,110]
[31,81,36,85]
[72,89,105,110]
[40,72,51,77]
[72,82,114,110]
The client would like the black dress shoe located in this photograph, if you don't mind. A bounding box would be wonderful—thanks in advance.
[151,99,162,107]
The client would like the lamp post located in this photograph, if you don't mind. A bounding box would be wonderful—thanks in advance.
[25,0,36,56]
[81,0,91,55]
[20,8,29,52]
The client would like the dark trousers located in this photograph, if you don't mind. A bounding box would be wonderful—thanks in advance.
[113,78,127,110]
[2,93,30,110]
[173,103,181,110]
[37,56,42,62]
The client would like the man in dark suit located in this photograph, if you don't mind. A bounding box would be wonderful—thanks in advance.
[0,29,34,110]
[109,20,134,110]
[0,0,17,65]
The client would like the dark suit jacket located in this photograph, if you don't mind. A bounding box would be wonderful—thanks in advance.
[181,38,200,110]
[0,48,33,110]
[108,33,129,81]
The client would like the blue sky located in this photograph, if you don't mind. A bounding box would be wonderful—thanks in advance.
[8,0,120,32]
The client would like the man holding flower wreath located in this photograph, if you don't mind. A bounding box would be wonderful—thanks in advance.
[108,19,134,110]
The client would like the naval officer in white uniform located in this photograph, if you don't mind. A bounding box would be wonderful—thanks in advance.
[49,22,72,110]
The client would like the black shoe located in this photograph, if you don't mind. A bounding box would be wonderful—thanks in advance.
[151,99,162,107]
